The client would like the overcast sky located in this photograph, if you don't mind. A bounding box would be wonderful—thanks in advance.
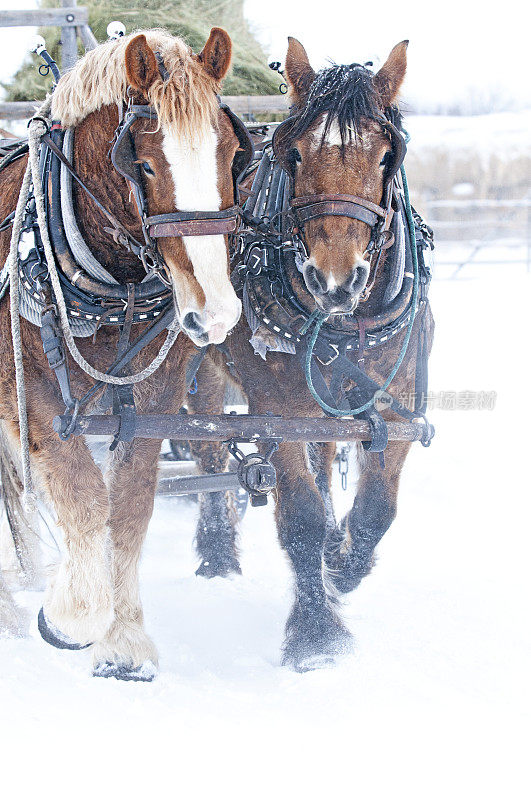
[243,0,530,110]
[0,0,528,111]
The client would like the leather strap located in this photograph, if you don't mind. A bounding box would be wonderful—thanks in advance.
[293,200,381,228]
[145,207,239,238]
[40,305,75,409]
[291,194,386,218]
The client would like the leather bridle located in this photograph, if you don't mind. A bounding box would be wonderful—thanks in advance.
[111,100,253,237]
[272,114,407,269]
[43,97,254,285]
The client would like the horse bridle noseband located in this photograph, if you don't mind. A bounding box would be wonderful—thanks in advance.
[272,114,407,265]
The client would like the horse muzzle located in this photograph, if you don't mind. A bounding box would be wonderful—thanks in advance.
[303,260,370,314]
[181,301,241,345]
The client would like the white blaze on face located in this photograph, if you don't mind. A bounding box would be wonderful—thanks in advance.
[161,125,241,340]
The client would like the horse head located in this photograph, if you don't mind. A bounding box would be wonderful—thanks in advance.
[52,29,246,345]
[274,38,409,314]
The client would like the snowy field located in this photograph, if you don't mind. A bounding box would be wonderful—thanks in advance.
[1,242,529,799]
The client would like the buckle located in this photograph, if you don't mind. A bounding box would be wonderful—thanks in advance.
[316,343,339,366]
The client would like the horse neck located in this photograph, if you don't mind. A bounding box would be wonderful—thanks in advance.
[71,105,146,283]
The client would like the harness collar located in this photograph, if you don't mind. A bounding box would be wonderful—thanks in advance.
[235,135,432,363]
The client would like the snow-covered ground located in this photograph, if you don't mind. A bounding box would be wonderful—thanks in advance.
[1,243,529,799]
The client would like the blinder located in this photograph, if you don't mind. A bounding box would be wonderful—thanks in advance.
[111,102,254,211]
[219,102,255,197]
[111,104,155,207]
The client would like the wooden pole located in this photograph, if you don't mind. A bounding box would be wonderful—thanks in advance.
[60,0,78,70]
[53,412,430,443]
[0,96,286,121]
[0,101,38,119]
[77,23,97,51]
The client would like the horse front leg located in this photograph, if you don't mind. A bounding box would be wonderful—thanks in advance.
[92,437,162,681]
[272,440,352,671]
[325,441,411,594]
[32,431,113,647]
[188,359,241,578]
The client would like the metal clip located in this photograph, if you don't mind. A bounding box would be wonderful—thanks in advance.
[227,439,279,506]
[338,445,349,491]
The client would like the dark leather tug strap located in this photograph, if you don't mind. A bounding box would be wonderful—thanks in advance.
[145,206,239,238]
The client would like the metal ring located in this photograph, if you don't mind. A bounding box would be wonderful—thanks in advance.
[28,115,50,134]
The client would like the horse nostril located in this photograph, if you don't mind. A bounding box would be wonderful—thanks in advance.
[182,311,204,335]
[304,264,328,296]
[343,269,358,294]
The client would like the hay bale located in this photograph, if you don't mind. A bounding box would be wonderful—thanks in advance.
[2,0,279,101]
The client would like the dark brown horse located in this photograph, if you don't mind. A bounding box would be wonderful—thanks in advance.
[189,38,434,671]
[0,29,245,678]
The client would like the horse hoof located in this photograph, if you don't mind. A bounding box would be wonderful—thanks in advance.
[282,621,353,672]
[93,659,157,682]
[195,558,242,579]
[37,607,92,651]
[293,653,336,673]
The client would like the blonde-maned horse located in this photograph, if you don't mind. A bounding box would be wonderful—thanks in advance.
[0,28,244,679]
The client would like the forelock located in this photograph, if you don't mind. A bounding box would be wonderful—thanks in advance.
[51,29,219,141]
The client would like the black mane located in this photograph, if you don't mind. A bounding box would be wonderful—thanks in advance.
[283,63,401,151]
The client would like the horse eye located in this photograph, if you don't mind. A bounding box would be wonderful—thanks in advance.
[142,161,155,176]
[291,148,302,163]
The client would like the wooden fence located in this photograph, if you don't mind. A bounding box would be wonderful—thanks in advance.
[0,2,287,120]
[0,1,96,71]
[0,95,287,120]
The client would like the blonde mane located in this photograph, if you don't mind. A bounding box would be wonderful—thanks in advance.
[51,29,220,139]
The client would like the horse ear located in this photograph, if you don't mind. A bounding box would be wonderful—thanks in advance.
[285,37,316,104]
[198,27,232,81]
[374,40,408,108]
[125,34,159,92]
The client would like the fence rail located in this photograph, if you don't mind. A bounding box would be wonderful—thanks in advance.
[0,95,288,120]
[0,8,87,27]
